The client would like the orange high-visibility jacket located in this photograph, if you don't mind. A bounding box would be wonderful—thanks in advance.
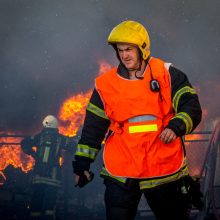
[95,57,185,178]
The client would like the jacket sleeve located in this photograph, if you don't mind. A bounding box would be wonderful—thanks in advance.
[20,135,39,158]
[60,135,76,153]
[74,88,110,164]
[166,65,202,137]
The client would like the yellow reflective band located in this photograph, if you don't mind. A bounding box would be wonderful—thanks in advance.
[100,167,127,183]
[87,102,109,120]
[30,212,42,217]
[173,112,193,134]
[43,147,50,163]
[32,176,61,187]
[140,163,189,190]
[173,86,197,112]
[129,124,158,133]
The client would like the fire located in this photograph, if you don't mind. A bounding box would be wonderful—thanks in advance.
[0,60,113,186]
[58,91,92,137]
[58,60,112,137]
[0,171,6,186]
[0,135,35,185]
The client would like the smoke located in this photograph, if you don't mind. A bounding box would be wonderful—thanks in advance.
[0,0,220,133]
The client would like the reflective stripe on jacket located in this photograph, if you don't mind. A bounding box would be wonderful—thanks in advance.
[95,57,185,179]
[32,175,61,187]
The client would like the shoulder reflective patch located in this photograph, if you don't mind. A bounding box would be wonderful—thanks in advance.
[87,102,109,120]
[129,124,158,133]
[173,86,196,112]
[164,62,172,71]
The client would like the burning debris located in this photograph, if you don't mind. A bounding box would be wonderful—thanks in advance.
[0,60,112,186]
[0,135,35,185]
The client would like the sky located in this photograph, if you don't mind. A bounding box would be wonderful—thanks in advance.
[0,0,220,134]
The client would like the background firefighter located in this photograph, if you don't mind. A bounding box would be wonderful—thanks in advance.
[72,20,202,220]
[21,115,74,220]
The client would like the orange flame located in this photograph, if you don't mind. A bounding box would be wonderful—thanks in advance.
[58,91,92,137]
[0,60,113,185]
[0,171,6,186]
[0,136,35,185]
[58,60,112,137]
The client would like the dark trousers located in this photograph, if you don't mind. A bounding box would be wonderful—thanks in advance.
[104,178,191,220]
[29,184,58,220]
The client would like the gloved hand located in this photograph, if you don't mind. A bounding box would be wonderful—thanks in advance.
[72,160,94,188]
[188,177,203,211]
[75,171,94,188]
[184,176,204,211]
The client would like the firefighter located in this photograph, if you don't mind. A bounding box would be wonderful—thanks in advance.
[21,115,74,220]
[72,20,202,220]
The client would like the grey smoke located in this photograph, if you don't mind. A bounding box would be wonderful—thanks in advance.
[0,0,219,133]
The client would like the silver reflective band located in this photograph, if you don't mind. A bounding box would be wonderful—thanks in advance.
[128,115,156,123]
[75,144,98,160]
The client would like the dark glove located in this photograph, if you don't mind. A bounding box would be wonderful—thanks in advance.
[72,160,94,188]
[185,176,204,211]
[189,178,203,210]
[75,171,94,188]
[72,159,91,176]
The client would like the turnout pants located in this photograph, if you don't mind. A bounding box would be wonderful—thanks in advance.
[29,184,58,220]
[104,178,191,220]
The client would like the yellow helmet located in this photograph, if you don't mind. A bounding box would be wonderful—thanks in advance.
[108,20,150,60]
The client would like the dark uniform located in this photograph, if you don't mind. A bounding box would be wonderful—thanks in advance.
[21,127,74,220]
[73,63,202,220]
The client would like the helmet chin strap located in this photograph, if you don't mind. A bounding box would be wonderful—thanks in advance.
[134,60,145,79]
[134,48,145,79]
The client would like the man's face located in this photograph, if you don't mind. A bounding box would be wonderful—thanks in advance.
[116,43,141,71]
